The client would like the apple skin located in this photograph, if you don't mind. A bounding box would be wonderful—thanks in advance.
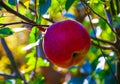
[43,20,90,68]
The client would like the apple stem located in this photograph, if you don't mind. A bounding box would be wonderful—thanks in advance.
[72,52,80,58]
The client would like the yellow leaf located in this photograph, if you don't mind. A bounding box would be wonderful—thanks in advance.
[23,0,30,9]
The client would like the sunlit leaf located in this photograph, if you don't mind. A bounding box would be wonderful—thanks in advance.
[23,0,30,9]
[90,0,99,4]
[0,28,14,38]
[68,66,78,74]
[38,0,51,16]
[24,56,49,73]
[24,50,36,64]
[24,50,49,73]
[65,0,75,11]
[37,58,49,67]
[90,2,106,18]
[29,27,39,43]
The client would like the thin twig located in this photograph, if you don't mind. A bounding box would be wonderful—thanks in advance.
[19,1,55,23]
[0,21,49,28]
[83,2,116,34]
[0,1,34,23]
[0,73,17,79]
[82,1,118,83]
[1,38,21,77]
[91,41,115,51]
[104,4,113,28]
[35,0,38,19]
[0,0,46,31]
[1,38,28,84]
[116,0,119,14]
[91,36,115,45]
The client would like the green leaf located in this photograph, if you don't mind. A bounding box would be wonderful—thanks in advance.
[0,5,3,10]
[8,0,17,5]
[29,27,39,43]
[90,0,99,4]
[65,0,75,11]
[0,28,14,38]
[37,57,50,67]
[24,50,49,72]
[15,79,23,84]
[30,77,44,84]
[38,0,51,16]
[26,56,49,67]
[0,81,4,84]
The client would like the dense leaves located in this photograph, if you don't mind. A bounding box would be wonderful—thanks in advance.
[0,0,118,84]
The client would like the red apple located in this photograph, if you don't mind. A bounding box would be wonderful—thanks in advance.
[43,20,90,68]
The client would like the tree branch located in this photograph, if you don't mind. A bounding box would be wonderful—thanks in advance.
[0,73,17,79]
[91,41,116,51]
[0,1,33,23]
[83,1,118,81]
[0,21,49,28]
[1,38,28,84]
[91,36,115,45]
[104,4,114,28]
[83,1,116,34]
[0,0,46,31]
[19,1,55,23]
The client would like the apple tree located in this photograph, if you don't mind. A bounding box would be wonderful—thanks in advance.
[0,0,119,84]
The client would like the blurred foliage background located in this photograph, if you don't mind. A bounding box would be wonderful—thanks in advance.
[0,0,119,84]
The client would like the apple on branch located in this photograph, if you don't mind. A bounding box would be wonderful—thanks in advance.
[43,20,91,68]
